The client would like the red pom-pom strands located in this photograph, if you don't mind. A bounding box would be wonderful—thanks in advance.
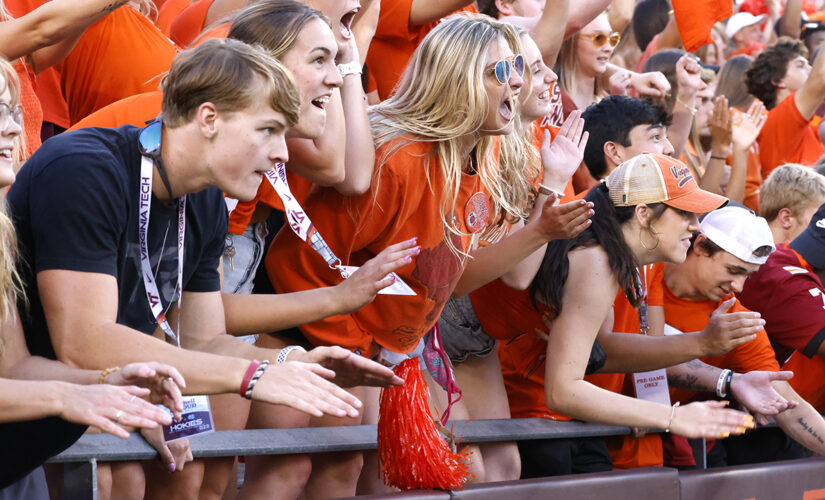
[377,358,472,490]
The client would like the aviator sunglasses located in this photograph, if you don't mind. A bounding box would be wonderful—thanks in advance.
[493,54,525,85]
[581,32,622,48]
[0,103,23,128]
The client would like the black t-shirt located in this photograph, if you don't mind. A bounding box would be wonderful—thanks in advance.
[1,126,226,485]
[8,125,227,359]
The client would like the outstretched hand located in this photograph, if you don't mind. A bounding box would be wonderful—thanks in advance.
[105,362,186,420]
[534,196,594,242]
[293,345,404,388]
[251,358,385,418]
[670,400,754,439]
[333,237,420,314]
[698,297,765,356]
[730,370,797,420]
[540,110,588,192]
[58,383,173,439]
[709,95,733,156]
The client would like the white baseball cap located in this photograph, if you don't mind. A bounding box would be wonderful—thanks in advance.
[725,12,766,39]
[699,206,775,264]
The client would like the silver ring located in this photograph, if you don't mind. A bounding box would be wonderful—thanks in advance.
[114,410,123,423]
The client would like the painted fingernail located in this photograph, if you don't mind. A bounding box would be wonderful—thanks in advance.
[409,237,418,244]
[168,463,176,473]
[735,427,746,434]
[403,256,412,263]
[719,432,729,438]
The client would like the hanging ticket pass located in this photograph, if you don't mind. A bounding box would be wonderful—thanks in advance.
[162,395,215,442]
[338,266,416,296]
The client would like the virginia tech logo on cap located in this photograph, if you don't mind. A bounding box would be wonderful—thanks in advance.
[670,164,694,188]
[816,219,825,230]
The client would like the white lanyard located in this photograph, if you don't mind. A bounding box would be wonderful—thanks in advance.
[263,162,345,276]
[139,155,186,346]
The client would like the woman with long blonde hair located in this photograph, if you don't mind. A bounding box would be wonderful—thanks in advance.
[266,13,591,497]
[0,56,185,497]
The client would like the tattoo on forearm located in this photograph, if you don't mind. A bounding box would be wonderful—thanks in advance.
[797,417,825,446]
[667,360,717,391]
[667,373,702,390]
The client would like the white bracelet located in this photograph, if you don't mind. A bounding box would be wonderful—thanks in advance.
[337,61,362,77]
[537,183,565,200]
[716,368,732,398]
[276,345,307,365]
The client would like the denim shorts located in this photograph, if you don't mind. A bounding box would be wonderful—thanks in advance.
[223,223,267,344]
[437,295,497,363]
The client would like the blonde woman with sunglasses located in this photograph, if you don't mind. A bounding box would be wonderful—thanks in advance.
[267,13,592,497]
[555,13,620,112]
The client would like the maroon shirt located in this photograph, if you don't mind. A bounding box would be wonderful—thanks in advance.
[739,244,825,364]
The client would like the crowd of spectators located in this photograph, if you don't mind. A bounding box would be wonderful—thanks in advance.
[4,0,825,499]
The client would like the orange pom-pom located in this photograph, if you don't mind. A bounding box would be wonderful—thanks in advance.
[377,358,472,490]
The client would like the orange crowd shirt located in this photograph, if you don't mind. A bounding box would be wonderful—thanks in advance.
[59,6,178,125]
[758,93,825,177]
[367,0,477,100]
[660,266,779,466]
[13,60,42,157]
[266,139,482,356]
[156,0,192,36]
[68,91,163,131]
[168,0,216,48]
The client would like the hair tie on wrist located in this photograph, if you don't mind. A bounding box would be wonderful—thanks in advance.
[665,402,680,433]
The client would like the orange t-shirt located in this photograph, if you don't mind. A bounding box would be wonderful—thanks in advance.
[758,93,825,178]
[227,171,313,235]
[157,0,192,36]
[13,60,42,158]
[367,1,477,100]
[68,91,162,131]
[59,6,178,125]
[4,0,70,130]
[168,0,216,48]
[661,267,779,466]
[266,139,481,356]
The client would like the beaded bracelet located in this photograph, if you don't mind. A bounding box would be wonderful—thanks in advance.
[98,366,120,384]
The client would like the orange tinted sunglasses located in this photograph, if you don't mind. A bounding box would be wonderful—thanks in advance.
[581,32,621,48]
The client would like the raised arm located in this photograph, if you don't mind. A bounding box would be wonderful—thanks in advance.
[0,0,129,72]
[796,42,825,120]
[408,0,474,26]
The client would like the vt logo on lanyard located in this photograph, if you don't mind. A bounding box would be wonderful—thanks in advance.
[138,121,186,347]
